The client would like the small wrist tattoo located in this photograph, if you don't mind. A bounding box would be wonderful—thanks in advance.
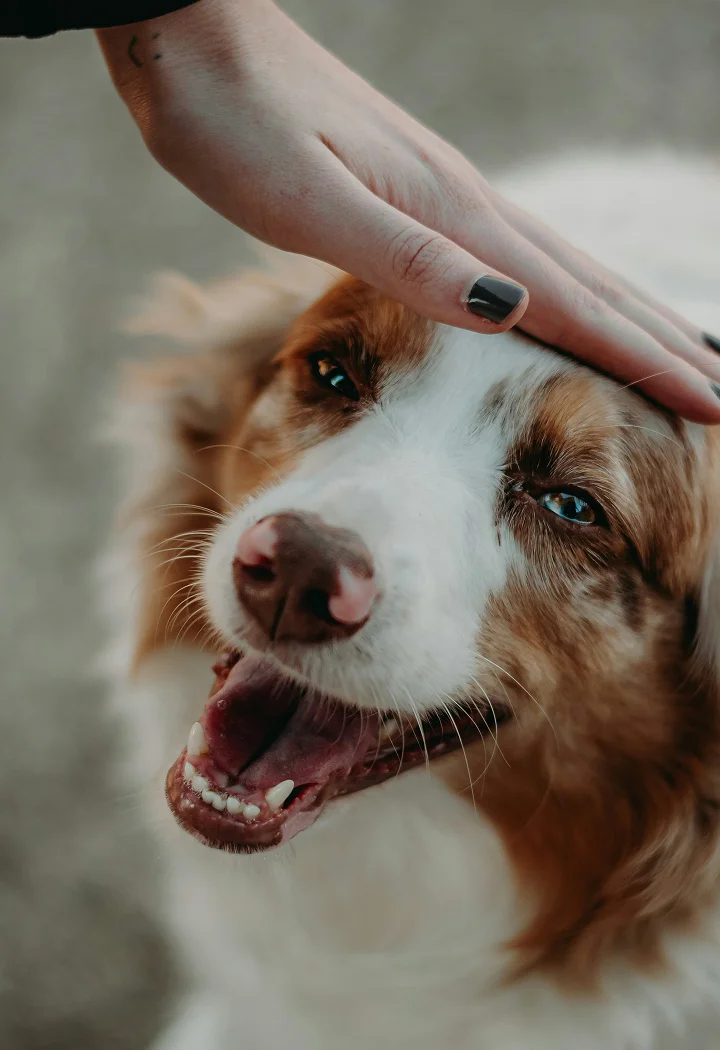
[128,34,142,68]
[128,31,162,68]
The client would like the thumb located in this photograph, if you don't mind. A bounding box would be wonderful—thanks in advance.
[303,167,528,331]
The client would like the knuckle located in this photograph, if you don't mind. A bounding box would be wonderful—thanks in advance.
[425,158,471,206]
[424,156,495,225]
[542,282,603,348]
[562,279,604,323]
[585,272,621,307]
[386,227,455,291]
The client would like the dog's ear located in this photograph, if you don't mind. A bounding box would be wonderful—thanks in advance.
[107,259,336,490]
[124,257,334,357]
[120,260,334,431]
[695,536,720,693]
[689,420,720,686]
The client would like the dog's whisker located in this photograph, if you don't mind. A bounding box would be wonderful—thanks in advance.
[172,469,236,510]
[465,676,511,768]
[144,527,217,551]
[149,503,226,522]
[403,689,431,773]
[475,655,557,746]
[195,443,284,483]
[436,696,478,813]
[587,423,685,449]
[153,582,204,645]
[618,366,687,392]
[165,592,208,639]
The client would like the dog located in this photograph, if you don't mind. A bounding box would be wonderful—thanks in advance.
[102,154,720,1050]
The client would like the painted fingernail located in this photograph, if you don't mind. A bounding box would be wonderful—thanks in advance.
[711,382,720,400]
[703,333,720,354]
[465,276,527,323]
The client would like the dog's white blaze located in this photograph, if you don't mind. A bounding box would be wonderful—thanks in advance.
[203,325,567,714]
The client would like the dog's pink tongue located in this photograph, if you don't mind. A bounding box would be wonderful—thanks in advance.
[203,654,301,778]
[202,654,376,791]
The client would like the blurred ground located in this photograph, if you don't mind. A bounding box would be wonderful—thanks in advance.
[0,2,719,1048]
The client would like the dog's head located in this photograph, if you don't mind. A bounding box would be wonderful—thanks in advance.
[123,264,720,978]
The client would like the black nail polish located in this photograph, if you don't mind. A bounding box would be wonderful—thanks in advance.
[703,333,720,354]
[711,382,720,400]
[466,276,526,324]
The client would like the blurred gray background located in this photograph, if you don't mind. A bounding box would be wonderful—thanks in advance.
[0,1,719,1048]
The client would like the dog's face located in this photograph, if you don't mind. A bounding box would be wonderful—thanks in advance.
[131,274,720,977]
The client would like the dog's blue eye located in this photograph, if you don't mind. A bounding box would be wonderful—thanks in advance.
[538,491,596,525]
[310,354,359,402]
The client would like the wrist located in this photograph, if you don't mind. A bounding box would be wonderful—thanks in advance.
[96,0,278,101]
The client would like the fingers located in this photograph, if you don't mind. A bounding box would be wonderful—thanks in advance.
[431,196,720,422]
[290,154,529,333]
[359,214,531,332]
[272,152,720,423]
[493,193,716,364]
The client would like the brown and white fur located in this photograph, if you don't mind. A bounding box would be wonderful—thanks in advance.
[102,154,720,1050]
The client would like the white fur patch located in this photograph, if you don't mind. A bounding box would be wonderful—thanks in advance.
[204,326,563,713]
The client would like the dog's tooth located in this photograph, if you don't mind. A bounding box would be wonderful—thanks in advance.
[191,774,210,794]
[183,761,196,782]
[380,718,399,742]
[226,797,244,815]
[201,788,221,806]
[187,722,208,756]
[212,794,227,812]
[264,780,295,811]
[243,804,261,820]
[214,772,229,789]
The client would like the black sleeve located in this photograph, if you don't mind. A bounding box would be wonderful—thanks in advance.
[1,1,202,38]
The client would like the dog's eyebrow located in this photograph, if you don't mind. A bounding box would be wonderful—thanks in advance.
[322,326,380,390]
[504,427,621,506]
[498,377,640,524]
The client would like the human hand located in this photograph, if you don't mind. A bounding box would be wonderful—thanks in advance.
[97,0,720,422]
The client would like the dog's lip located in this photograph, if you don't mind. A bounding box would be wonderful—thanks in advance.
[164,649,512,853]
[166,760,327,852]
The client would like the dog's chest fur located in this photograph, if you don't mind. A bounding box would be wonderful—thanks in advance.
[110,641,720,1050]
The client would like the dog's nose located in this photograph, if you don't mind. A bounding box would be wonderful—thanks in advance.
[233,512,377,643]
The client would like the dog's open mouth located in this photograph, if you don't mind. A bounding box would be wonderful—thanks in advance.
[166,650,508,852]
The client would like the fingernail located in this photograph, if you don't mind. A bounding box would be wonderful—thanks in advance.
[711,382,720,400]
[703,333,720,354]
[465,276,526,323]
